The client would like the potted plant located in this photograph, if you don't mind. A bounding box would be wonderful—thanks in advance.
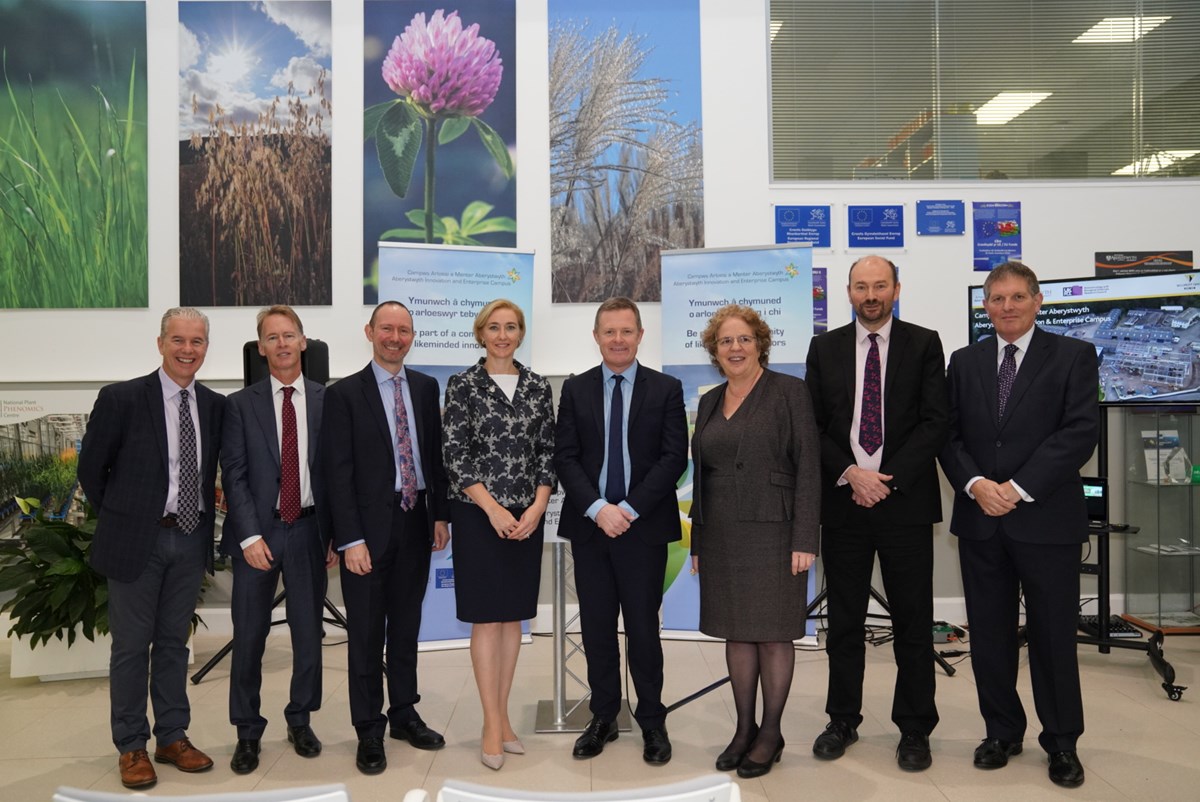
[0,496,110,679]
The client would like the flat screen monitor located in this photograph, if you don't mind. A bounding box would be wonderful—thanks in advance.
[968,270,1200,405]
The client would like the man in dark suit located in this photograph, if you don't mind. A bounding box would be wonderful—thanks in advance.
[805,255,948,772]
[78,307,225,789]
[940,261,1099,789]
[553,297,688,765]
[321,300,450,775]
[220,305,336,774]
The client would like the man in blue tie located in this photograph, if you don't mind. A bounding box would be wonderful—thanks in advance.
[320,301,451,775]
[554,297,688,765]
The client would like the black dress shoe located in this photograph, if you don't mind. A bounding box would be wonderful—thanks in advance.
[896,731,932,772]
[973,737,1022,769]
[389,719,445,750]
[812,721,858,760]
[642,728,672,765]
[230,739,260,775]
[287,725,322,758]
[737,740,784,779]
[1049,750,1085,788]
[356,737,386,775]
[572,718,618,759]
[715,748,746,772]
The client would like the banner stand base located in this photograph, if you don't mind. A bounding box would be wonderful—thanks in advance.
[534,700,632,734]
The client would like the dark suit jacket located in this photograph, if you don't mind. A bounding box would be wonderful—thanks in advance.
[321,363,449,553]
[939,326,1099,544]
[219,376,331,558]
[553,363,687,545]
[804,319,948,528]
[78,370,225,583]
[689,369,821,555]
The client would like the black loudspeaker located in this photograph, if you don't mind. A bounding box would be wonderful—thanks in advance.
[241,339,330,387]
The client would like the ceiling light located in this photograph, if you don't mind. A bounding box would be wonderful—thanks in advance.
[974,92,1052,126]
[770,20,783,42]
[1073,16,1171,43]
[1112,150,1199,176]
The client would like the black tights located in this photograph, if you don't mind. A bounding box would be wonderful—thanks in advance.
[725,640,795,763]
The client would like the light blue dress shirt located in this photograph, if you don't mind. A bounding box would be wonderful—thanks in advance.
[586,361,640,522]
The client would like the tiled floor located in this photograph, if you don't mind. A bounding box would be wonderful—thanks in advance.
[2,627,1199,801]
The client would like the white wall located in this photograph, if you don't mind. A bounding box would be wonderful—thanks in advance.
[3,0,1197,611]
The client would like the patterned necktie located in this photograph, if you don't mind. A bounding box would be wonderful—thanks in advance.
[279,386,301,523]
[997,343,1018,418]
[605,374,626,503]
[177,388,200,533]
[393,376,418,511]
[859,333,882,455]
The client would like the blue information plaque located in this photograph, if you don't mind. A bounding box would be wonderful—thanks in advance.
[916,200,965,236]
[847,204,904,248]
[775,205,831,248]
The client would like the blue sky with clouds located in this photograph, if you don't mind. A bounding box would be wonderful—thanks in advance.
[178,0,332,139]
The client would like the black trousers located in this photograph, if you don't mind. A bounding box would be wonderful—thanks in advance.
[571,532,668,731]
[340,494,432,738]
[821,522,938,735]
[229,515,327,739]
[959,525,1084,753]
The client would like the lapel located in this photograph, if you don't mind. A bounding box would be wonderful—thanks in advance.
[628,364,648,426]
[999,327,1051,429]
[358,363,392,445]
[975,337,1001,427]
[143,371,169,472]
[835,324,856,404]
[586,366,605,443]
[196,382,216,476]
[305,379,323,467]
[250,379,281,467]
[408,369,429,466]
[883,320,908,401]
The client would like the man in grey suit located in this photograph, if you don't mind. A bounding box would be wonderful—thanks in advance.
[220,306,336,774]
[78,308,225,789]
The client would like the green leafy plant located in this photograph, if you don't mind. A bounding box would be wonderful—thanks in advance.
[379,200,515,246]
[0,497,106,648]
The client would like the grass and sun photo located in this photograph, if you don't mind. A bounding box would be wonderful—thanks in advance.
[179,0,332,307]
[0,0,148,309]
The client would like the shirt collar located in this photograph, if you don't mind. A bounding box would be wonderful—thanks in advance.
[602,360,639,385]
[371,361,407,386]
[855,317,893,344]
[157,367,195,399]
[1002,326,1036,354]
[270,374,304,396]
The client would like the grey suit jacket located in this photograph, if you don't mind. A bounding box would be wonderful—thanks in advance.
[219,376,330,558]
[689,369,821,555]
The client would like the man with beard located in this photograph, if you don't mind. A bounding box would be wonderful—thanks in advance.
[804,256,949,772]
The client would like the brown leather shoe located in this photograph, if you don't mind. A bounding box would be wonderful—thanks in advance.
[154,738,214,772]
[119,749,157,789]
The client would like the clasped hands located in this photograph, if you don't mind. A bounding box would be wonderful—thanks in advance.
[595,502,635,538]
[846,465,893,508]
[972,478,1020,517]
[486,503,545,541]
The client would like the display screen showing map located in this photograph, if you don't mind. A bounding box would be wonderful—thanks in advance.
[969,271,1200,405]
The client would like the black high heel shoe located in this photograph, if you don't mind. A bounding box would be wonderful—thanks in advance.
[715,726,759,771]
[737,740,784,779]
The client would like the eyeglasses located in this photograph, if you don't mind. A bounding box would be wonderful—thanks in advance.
[716,335,755,349]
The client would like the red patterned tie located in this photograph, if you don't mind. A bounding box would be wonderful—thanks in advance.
[393,376,418,511]
[859,333,882,455]
[279,386,301,523]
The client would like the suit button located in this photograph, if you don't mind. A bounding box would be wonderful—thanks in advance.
[995,440,1002,447]
[736,462,744,469]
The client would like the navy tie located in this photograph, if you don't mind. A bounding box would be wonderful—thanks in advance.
[606,375,626,504]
